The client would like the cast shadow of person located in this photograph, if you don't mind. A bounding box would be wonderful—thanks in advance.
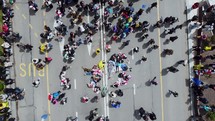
[133,109,142,120]
[166,91,171,97]
[145,80,151,86]
[146,7,151,14]
[161,68,168,76]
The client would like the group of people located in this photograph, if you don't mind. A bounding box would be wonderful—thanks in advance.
[190,1,215,118]
[1,0,195,120]
[0,3,24,121]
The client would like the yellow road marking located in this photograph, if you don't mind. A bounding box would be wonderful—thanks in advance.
[156,0,164,121]
[15,5,19,10]
[29,24,33,29]
[44,21,46,26]
[45,58,51,121]
[34,33,38,38]
[22,14,26,19]
[43,10,51,121]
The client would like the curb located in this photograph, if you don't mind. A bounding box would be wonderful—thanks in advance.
[186,0,203,120]
[2,0,18,120]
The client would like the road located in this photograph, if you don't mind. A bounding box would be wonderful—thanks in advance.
[10,0,191,121]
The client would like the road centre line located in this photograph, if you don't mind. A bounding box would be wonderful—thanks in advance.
[74,79,77,89]
[75,112,78,118]
[156,0,164,121]
[45,57,51,121]
[44,21,46,26]
[132,52,134,60]
[101,4,111,117]
[43,10,51,121]
[100,4,108,118]
[133,84,136,95]
[87,10,90,23]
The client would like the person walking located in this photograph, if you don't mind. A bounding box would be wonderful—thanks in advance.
[122,40,130,46]
[32,78,40,88]
[91,108,98,117]
[148,39,155,45]
[60,97,67,105]
[167,66,179,73]
[175,24,183,29]
[82,96,89,103]
[25,44,33,51]
[177,59,188,66]
[169,90,178,97]
[140,56,147,63]
[150,2,157,9]
[133,47,139,53]
[150,76,158,85]
[169,36,178,42]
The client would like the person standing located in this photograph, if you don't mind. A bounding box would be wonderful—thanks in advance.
[169,36,178,42]
[4,78,15,85]
[32,78,40,88]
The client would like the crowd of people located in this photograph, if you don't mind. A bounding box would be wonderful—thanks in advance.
[0,0,199,120]
[189,1,215,120]
[0,1,24,121]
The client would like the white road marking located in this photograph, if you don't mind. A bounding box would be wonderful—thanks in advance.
[100,5,108,118]
[75,112,78,117]
[74,79,76,90]
[133,84,136,95]
[59,37,65,56]
[15,5,19,10]
[34,33,38,38]
[132,52,134,60]
[29,24,33,29]
[87,43,92,56]
[22,14,26,19]
[87,11,90,23]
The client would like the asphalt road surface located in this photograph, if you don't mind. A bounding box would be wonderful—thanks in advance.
[10,0,191,121]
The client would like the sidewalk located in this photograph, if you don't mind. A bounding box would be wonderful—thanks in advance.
[186,0,203,120]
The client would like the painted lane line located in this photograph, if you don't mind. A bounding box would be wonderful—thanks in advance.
[44,21,46,26]
[87,10,90,23]
[75,112,78,117]
[156,0,164,121]
[22,14,26,19]
[45,59,51,121]
[29,24,33,29]
[132,53,134,60]
[102,5,110,116]
[133,84,136,95]
[59,36,65,56]
[34,33,38,38]
[43,11,51,121]
[15,5,19,10]
[74,79,76,90]
[100,4,108,118]
[87,43,92,56]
